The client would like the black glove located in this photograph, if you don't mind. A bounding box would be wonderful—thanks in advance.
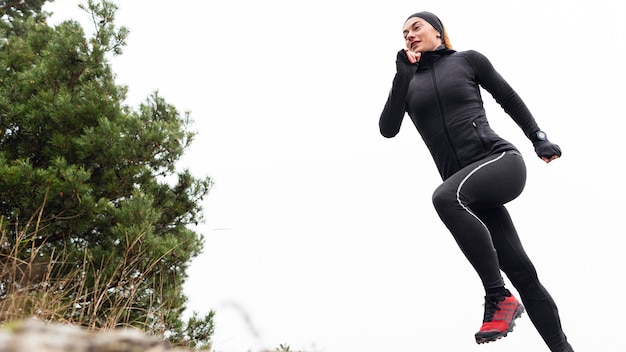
[395,49,418,77]
[533,140,562,160]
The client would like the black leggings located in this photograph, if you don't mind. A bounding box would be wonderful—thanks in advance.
[431,151,572,352]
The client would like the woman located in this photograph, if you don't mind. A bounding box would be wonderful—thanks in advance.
[379,11,574,351]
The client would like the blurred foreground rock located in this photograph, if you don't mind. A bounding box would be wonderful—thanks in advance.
[0,319,193,352]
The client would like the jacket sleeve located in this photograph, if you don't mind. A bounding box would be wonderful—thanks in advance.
[379,50,416,138]
[379,75,408,138]
[467,50,541,139]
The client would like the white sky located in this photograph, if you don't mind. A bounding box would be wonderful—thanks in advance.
[44,1,625,351]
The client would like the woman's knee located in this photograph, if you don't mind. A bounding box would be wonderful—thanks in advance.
[432,184,457,214]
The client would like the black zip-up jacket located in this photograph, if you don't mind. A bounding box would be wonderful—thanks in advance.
[380,48,542,180]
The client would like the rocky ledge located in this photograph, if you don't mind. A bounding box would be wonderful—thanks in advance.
[0,319,193,352]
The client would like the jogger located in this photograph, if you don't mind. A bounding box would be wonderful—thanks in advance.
[378,11,574,351]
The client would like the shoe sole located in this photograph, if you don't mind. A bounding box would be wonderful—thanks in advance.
[475,304,525,344]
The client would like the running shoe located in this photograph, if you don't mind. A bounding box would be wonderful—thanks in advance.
[475,290,524,344]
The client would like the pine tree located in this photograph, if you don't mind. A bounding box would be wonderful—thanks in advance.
[0,0,214,348]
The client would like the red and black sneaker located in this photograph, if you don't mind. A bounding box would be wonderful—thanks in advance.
[475,290,524,344]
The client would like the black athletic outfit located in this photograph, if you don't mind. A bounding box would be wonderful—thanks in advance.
[379,47,573,351]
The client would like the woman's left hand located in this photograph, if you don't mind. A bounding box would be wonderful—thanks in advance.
[542,155,560,163]
[534,140,562,163]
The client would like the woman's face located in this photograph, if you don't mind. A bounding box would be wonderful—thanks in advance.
[403,17,442,54]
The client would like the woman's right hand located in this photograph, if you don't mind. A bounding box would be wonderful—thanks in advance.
[404,49,421,64]
[395,49,419,76]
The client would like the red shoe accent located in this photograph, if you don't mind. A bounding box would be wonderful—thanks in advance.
[475,293,524,344]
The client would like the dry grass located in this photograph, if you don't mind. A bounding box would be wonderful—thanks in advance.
[0,214,301,352]
[0,214,172,334]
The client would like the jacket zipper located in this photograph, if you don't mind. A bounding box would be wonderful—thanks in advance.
[429,58,461,166]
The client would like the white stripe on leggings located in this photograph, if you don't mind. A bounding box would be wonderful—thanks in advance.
[456,152,507,231]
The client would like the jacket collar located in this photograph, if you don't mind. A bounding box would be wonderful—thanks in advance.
[421,45,456,60]
[416,46,455,70]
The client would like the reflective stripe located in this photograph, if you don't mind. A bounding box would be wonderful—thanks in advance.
[455,152,507,231]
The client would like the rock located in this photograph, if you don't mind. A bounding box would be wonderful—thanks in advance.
[0,319,191,352]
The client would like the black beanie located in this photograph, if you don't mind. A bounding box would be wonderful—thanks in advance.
[405,11,444,37]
